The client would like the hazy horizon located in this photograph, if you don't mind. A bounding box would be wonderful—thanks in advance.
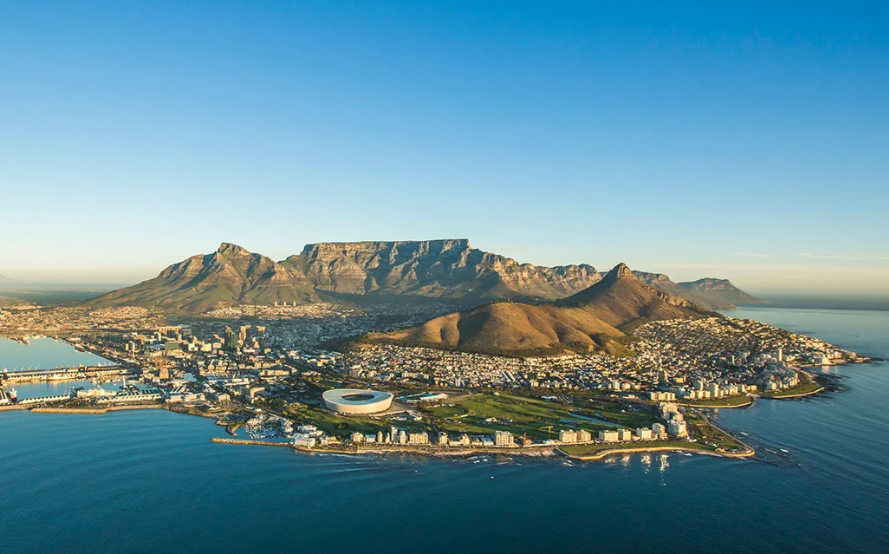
[3,239,889,301]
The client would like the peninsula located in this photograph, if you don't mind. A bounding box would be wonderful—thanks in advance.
[1,240,853,463]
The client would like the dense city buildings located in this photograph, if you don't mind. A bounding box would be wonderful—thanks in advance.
[0,301,860,456]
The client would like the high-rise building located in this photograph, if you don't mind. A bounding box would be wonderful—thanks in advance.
[668,420,688,438]
[494,430,514,446]
[558,430,577,444]
[224,327,239,350]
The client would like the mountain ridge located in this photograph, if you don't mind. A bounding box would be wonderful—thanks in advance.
[355,263,715,357]
[88,241,762,315]
[91,240,603,313]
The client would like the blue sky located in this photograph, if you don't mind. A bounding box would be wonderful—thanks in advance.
[1,1,887,294]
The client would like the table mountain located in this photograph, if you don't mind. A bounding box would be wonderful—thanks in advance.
[282,239,600,302]
[90,240,602,313]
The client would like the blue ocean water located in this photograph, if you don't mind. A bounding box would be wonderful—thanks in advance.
[0,308,887,554]
[0,337,109,370]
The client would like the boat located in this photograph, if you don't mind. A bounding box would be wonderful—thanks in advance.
[8,388,18,403]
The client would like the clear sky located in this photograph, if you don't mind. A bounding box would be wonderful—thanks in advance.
[1,1,887,295]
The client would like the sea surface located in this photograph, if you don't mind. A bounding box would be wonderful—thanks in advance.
[1,308,887,554]
[0,337,110,371]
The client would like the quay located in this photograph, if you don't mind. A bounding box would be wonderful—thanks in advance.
[0,365,127,384]
[29,405,164,414]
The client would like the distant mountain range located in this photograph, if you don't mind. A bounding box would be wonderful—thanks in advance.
[678,278,767,306]
[89,240,764,313]
[355,263,713,357]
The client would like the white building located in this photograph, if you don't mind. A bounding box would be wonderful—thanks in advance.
[635,427,653,440]
[495,430,515,447]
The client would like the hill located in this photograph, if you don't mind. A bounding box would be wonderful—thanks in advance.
[90,240,602,313]
[360,302,633,358]
[678,278,766,306]
[557,264,712,332]
[355,263,713,357]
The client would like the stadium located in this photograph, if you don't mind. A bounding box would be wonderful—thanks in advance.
[322,389,394,415]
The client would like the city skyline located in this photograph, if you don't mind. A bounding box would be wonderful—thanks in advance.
[2,1,887,295]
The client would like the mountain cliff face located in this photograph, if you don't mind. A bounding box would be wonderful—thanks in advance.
[633,271,734,310]
[91,243,319,313]
[679,278,766,306]
[281,239,600,301]
[91,240,601,313]
[357,263,714,357]
[89,241,762,316]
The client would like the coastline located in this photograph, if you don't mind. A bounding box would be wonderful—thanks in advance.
[28,404,165,415]
[556,444,755,462]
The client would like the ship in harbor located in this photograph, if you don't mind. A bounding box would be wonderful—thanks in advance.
[0,387,18,405]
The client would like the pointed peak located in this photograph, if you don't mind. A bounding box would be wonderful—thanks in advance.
[217,242,248,255]
[608,263,635,279]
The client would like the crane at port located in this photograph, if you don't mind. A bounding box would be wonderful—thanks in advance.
[539,425,553,440]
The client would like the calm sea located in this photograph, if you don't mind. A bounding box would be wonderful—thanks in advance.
[0,337,109,371]
[0,307,887,554]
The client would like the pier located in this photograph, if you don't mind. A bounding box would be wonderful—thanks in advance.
[0,365,127,384]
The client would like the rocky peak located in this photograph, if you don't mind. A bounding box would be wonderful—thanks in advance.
[608,263,635,280]
[217,242,249,255]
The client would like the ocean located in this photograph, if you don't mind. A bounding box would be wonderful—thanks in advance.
[0,307,887,554]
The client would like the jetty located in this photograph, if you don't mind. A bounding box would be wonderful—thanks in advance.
[0,365,127,384]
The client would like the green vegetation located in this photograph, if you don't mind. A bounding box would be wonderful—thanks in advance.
[684,411,746,451]
[295,406,426,439]
[572,407,654,429]
[425,393,617,439]
[760,373,824,399]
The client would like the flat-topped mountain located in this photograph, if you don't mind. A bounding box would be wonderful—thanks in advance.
[89,241,762,316]
[281,239,601,301]
[356,263,714,357]
[678,278,766,306]
[91,240,602,313]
